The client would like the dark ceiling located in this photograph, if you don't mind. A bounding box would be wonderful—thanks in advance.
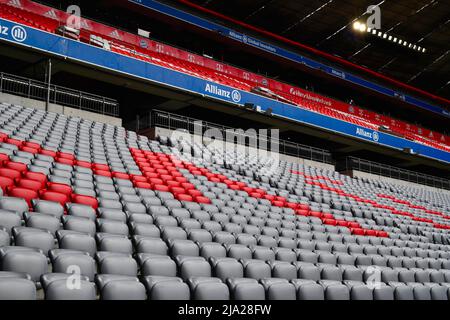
[175,0,450,100]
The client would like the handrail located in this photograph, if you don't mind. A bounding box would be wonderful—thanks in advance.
[128,109,335,165]
[177,0,450,107]
[344,156,450,190]
[0,72,119,117]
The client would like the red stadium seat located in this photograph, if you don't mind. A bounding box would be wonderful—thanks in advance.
[144,172,159,179]
[323,219,337,226]
[56,157,74,166]
[40,191,69,206]
[0,168,22,180]
[20,146,39,154]
[177,194,193,202]
[180,183,195,190]
[4,161,27,173]
[350,228,365,235]
[40,149,57,157]
[153,184,170,192]
[250,192,263,198]
[113,172,129,180]
[195,196,211,204]
[23,172,47,187]
[0,176,14,192]
[135,182,152,189]
[175,177,188,183]
[71,194,99,210]
[149,178,164,185]
[15,178,42,192]
[76,160,92,168]
[0,153,9,162]
[23,142,41,149]
[364,229,377,236]
[47,182,72,197]
[94,169,112,177]
[5,138,23,147]
[296,209,309,216]
[7,187,38,207]
[131,175,147,183]
[93,164,109,171]
[170,187,185,195]
[187,189,202,197]
[57,152,75,160]
[310,211,323,218]
[166,181,181,188]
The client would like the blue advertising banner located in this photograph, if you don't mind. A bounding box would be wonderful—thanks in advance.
[128,0,448,118]
[0,18,448,164]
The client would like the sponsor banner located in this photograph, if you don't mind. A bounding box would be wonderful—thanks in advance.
[0,18,448,163]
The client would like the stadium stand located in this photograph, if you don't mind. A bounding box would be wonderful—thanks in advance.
[0,0,449,305]
[0,0,449,152]
[0,101,449,300]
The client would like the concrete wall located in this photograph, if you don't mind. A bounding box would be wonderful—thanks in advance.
[0,93,122,126]
[147,126,335,171]
[349,169,450,194]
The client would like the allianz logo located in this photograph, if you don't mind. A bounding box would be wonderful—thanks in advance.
[331,69,346,79]
[356,127,379,142]
[205,83,241,103]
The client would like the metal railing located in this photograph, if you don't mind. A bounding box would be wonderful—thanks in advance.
[0,72,119,117]
[129,109,334,164]
[344,157,450,190]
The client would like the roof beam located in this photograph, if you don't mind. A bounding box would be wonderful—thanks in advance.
[244,0,276,20]
[281,0,334,34]
[316,0,385,46]
[347,0,439,60]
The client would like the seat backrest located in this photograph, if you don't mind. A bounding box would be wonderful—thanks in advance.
[297,283,324,300]
[213,259,244,281]
[45,279,96,300]
[101,280,147,300]
[1,250,48,282]
[32,200,64,218]
[100,255,138,277]
[0,278,37,300]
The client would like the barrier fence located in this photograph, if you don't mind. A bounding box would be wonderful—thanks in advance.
[344,157,450,190]
[0,72,119,117]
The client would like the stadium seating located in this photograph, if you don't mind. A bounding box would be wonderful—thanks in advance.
[0,1,448,152]
[0,102,449,300]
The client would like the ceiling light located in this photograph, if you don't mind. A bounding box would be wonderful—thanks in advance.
[353,21,361,31]
[372,29,377,35]
[378,31,382,37]
[398,39,402,44]
[388,36,392,41]
[367,27,372,32]
[383,33,387,39]
[393,37,397,43]
[417,46,421,51]
[413,45,417,50]
[403,41,408,46]
[359,23,366,32]
[422,48,426,53]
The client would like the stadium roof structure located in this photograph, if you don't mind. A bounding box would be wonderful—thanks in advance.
[174,0,450,103]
